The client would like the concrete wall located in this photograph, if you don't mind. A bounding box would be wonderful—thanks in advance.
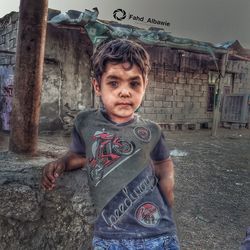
[40,24,93,131]
[0,152,94,250]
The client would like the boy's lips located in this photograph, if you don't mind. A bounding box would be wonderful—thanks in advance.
[116,102,133,106]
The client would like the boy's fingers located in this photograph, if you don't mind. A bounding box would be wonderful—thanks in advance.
[42,178,56,190]
[42,167,56,190]
[41,160,65,191]
[41,181,50,190]
[43,164,56,182]
[42,175,54,190]
[54,163,65,178]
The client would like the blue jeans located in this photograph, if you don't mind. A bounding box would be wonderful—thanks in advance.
[92,234,180,250]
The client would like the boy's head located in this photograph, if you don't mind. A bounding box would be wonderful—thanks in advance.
[91,39,151,84]
[91,39,151,124]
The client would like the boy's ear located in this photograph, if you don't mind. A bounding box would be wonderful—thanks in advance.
[92,78,101,96]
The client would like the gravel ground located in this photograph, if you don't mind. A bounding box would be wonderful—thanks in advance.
[1,128,250,250]
[166,128,250,250]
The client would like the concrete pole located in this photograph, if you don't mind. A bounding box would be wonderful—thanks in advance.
[9,0,48,154]
[211,53,228,137]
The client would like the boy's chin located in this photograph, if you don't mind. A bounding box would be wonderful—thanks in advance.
[110,113,135,123]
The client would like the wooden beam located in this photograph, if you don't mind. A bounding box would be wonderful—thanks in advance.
[9,0,48,154]
[211,53,229,137]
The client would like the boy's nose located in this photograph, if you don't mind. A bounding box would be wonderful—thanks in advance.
[119,88,131,97]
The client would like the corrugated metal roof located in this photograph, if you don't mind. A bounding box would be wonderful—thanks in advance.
[2,8,249,60]
[48,8,228,56]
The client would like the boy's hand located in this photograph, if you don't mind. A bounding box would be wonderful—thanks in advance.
[41,152,86,191]
[41,159,66,191]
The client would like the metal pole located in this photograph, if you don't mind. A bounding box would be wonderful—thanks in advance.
[9,0,48,154]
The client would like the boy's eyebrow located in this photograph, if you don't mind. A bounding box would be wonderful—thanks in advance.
[106,75,142,81]
[106,75,120,80]
[129,76,142,81]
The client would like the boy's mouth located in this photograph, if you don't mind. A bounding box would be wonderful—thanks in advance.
[116,102,133,106]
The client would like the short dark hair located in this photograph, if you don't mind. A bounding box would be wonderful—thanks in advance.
[91,39,151,83]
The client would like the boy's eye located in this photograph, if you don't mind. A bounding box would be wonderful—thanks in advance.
[108,81,119,88]
[130,81,141,89]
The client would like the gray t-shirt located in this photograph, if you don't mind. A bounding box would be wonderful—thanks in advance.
[70,109,177,239]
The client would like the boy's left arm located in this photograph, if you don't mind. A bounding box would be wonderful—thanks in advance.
[153,157,175,207]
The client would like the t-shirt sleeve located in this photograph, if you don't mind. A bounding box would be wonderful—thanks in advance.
[150,132,170,161]
[69,126,86,156]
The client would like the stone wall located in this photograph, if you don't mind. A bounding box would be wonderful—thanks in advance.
[0,151,94,250]
[0,12,18,53]
[138,46,250,129]
[141,69,213,127]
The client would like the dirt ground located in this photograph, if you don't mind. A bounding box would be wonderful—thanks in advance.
[166,128,250,250]
[0,127,250,250]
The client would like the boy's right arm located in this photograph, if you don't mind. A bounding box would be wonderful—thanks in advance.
[41,151,86,191]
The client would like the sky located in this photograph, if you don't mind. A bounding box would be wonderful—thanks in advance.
[1,0,250,48]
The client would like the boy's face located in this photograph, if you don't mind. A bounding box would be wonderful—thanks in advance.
[92,62,148,123]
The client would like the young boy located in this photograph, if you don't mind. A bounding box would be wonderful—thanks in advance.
[41,38,180,249]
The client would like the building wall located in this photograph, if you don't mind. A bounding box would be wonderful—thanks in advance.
[0,12,250,131]
[0,12,93,131]
[0,65,14,130]
[227,60,250,94]
[41,24,93,130]
[138,46,250,129]
[0,13,17,130]
[0,12,18,53]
